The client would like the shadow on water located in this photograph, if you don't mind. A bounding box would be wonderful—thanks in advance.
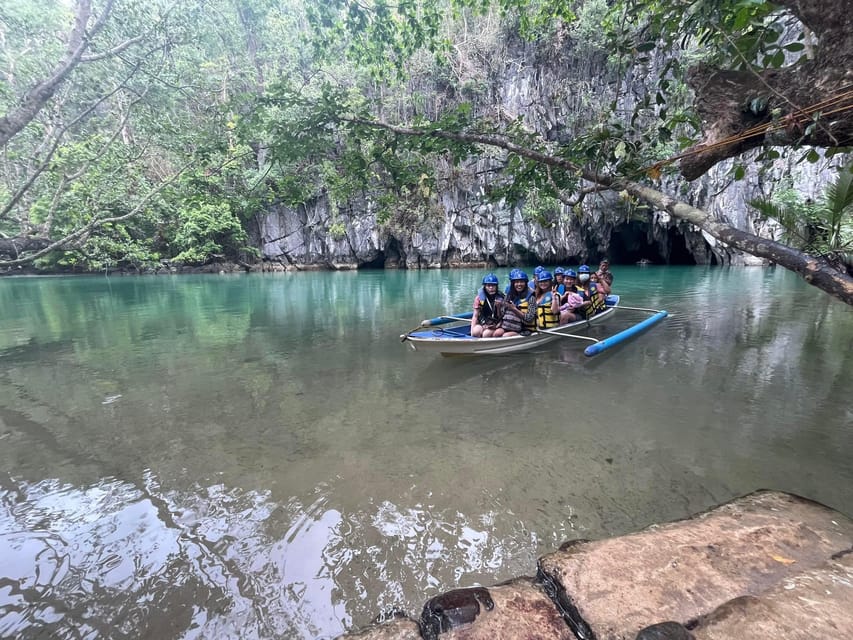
[411,355,523,395]
[0,338,72,365]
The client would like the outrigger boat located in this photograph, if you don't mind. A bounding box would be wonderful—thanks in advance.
[401,295,668,357]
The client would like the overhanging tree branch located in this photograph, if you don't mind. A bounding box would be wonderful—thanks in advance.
[0,159,194,268]
[0,0,117,147]
[349,117,853,305]
[679,0,853,179]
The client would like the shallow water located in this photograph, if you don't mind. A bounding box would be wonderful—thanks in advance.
[0,267,851,638]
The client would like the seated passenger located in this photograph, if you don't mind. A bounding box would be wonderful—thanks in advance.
[560,290,585,324]
[596,259,613,294]
[470,273,505,338]
[553,267,567,297]
[578,281,607,319]
[577,264,592,289]
[500,269,536,337]
[534,270,560,330]
[530,265,545,293]
[563,269,579,294]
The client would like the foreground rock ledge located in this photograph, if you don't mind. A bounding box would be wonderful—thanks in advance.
[338,491,853,640]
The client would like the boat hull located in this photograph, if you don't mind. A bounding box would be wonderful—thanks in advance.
[405,304,617,356]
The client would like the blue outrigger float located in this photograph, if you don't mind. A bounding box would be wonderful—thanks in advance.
[401,295,668,357]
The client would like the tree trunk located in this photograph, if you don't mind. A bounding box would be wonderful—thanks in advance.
[0,0,97,147]
[353,120,853,306]
[0,236,52,258]
[680,0,853,179]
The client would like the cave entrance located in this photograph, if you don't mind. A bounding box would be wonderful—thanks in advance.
[607,221,697,265]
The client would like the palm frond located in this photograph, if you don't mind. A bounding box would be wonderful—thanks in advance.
[748,197,807,243]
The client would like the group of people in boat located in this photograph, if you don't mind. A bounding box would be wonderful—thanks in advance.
[471,259,614,338]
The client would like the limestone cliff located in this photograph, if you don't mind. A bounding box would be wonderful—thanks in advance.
[251,32,847,270]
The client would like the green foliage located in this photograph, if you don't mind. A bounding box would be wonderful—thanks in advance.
[749,164,853,267]
[1,0,849,281]
[328,221,347,239]
[521,188,561,227]
[305,0,451,81]
[611,0,788,69]
[170,201,249,265]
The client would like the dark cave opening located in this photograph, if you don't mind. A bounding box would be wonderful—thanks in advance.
[606,221,697,265]
[358,252,386,269]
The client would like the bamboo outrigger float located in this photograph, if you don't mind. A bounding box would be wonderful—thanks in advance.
[401,295,668,356]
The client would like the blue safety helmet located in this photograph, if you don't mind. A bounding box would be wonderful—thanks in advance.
[482,273,499,285]
[565,269,577,278]
[589,282,598,292]
[538,270,553,281]
[578,264,591,273]
[554,267,565,275]
[534,265,545,275]
[509,268,528,281]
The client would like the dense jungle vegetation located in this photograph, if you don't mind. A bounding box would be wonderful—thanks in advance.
[0,0,851,303]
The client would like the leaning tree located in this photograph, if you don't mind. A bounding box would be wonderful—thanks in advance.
[270,0,853,304]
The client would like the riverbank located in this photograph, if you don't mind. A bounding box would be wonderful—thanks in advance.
[339,491,853,640]
[0,258,505,277]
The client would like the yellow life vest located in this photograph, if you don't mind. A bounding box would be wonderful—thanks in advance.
[518,296,537,330]
[584,292,606,318]
[536,292,560,328]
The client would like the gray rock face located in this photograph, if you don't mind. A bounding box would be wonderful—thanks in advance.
[251,39,850,270]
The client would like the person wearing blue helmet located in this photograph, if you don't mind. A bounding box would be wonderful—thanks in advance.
[533,270,560,329]
[529,265,545,293]
[577,264,591,287]
[500,269,536,336]
[574,272,607,320]
[553,267,567,297]
[563,268,579,294]
[471,273,505,337]
[504,268,533,295]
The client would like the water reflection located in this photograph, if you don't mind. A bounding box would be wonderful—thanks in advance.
[0,474,562,639]
[0,268,851,638]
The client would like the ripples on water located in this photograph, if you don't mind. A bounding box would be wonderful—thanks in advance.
[0,267,851,638]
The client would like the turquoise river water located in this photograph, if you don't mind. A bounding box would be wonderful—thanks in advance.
[0,266,851,639]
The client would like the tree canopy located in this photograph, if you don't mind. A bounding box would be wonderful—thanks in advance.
[284,0,853,303]
[0,0,851,304]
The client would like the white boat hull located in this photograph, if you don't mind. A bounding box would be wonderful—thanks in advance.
[404,305,617,356]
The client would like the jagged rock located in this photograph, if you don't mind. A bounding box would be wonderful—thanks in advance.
[537,490,853,640]
[247,38,850,270]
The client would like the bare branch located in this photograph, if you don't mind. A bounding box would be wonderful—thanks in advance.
[0,159,194,268]
[0,0,117,147]
[545,166,601,207]
[0,57,147,222]
[80,35,146,63]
